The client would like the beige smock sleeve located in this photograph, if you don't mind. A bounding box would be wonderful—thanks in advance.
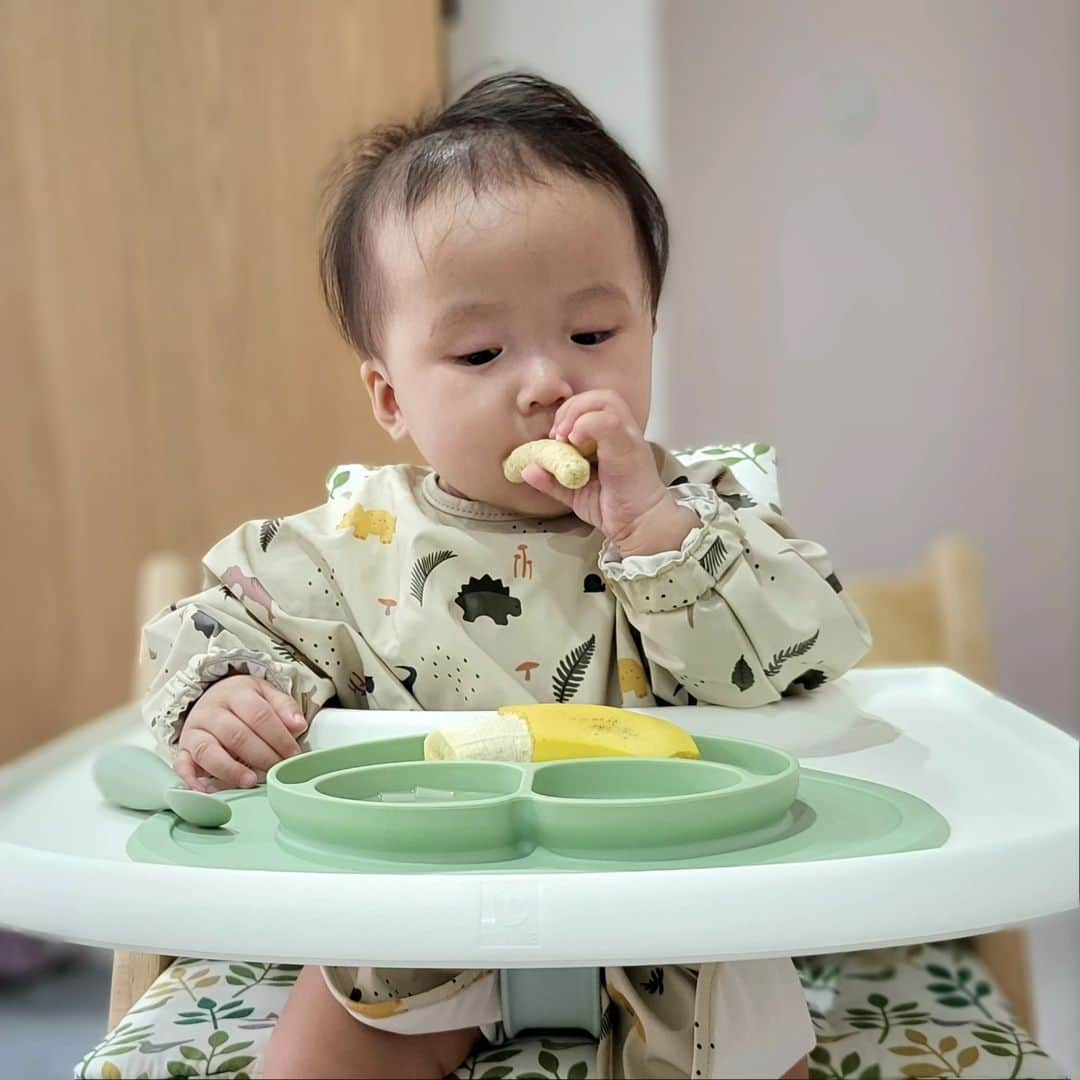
[598,448,872,707]
[139,515,340,759]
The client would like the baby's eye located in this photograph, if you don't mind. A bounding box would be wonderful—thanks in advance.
[571,330,615,347]
[456,348,502,367]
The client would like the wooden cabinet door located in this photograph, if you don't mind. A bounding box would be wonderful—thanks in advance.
[1,0,441,760]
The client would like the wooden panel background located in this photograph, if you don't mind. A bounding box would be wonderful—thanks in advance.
[0,0,440,763]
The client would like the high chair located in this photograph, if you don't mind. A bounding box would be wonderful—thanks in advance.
[77,536,1059,1079]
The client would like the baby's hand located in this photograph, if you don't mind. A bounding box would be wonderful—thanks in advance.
[522,389,676,549]
[175,675,308,792]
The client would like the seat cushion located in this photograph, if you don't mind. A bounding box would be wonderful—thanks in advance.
[75,941,1066,1079]
[72,957,596,1080]
[793,940,1065,1080]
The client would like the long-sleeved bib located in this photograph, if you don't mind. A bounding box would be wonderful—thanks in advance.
[142,441,870,752]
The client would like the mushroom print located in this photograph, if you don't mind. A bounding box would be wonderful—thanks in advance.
[513,544,533,579]
[516,661,539,682]
[378,598,397,617]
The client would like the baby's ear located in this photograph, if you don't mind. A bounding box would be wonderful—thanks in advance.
[360,358,408,440]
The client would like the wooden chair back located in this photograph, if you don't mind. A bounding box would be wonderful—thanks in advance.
[846,534,995,687]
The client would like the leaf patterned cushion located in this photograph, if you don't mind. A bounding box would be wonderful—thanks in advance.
[795,940,1065,1080]
[74,941,1066,1079]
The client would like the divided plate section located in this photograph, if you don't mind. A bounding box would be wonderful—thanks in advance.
[268,735,799,864]
[530,757,795,860]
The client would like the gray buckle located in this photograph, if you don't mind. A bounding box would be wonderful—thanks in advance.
[499,967,603,1038]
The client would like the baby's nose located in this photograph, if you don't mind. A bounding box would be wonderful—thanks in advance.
[517,354,573,412]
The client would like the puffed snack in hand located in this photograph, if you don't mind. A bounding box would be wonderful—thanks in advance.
[502,438,596,490]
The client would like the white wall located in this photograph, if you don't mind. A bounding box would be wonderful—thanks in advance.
[446,0,662,178]
[661,0,1080,738]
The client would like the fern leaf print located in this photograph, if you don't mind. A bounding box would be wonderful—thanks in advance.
[600,1000,615,1040]
[409,550,458,605]
[700,537,727,577]
[259,518,282,552]
[553,633,597,702]
[702,442,771,473]
[763,630,821,677]
[272,640,300,663]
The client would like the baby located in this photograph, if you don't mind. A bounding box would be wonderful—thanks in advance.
[141,72,871,1080]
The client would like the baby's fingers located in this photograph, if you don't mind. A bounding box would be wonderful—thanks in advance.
[173,747,207,792]
[236,685,306,762]
[520,462,577,505]
[253,680,308,738]
[173,751,230,794]
[568,408,638,461]
[182,728,258,789]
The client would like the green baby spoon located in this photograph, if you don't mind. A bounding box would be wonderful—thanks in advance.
[92,744,233,828]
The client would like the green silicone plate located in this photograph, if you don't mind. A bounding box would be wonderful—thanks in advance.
[268,734,799,864]
[127,735,950,873]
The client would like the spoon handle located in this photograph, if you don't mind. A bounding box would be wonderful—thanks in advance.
[92,744,178,811]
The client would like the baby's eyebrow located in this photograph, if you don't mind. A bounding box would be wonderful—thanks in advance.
[563,282,630,307]
[429,282,630,340]
[430,300,505,340]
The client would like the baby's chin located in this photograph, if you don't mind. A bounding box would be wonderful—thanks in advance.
[502,481,575,519]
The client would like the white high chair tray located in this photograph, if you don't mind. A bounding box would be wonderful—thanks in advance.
[0,668,1075,968]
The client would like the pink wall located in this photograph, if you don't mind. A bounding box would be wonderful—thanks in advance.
[658,0,1079,733]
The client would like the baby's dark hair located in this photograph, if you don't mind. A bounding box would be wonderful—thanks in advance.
[317,71,668,361]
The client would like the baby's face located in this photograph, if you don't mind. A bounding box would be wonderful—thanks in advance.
[363,172,655,515]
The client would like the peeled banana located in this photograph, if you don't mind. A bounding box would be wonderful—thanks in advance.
[503,439,597,490]
[423,703,701,763]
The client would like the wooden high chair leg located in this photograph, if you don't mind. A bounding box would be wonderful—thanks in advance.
[969,929,1036,1036]
[107,950,173,1032]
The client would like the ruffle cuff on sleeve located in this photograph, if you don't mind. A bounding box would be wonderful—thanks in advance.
[598,484,745,613]
[145,647,319,759]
